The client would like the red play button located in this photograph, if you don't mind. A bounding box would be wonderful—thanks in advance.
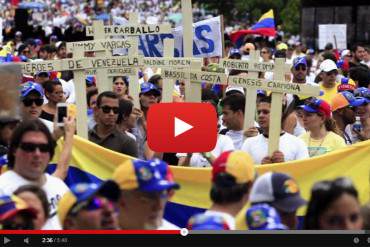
[147,103,217,153]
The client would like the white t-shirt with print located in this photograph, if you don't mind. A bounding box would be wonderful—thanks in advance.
[241,133,309,164]
[177,135,235,167]
[0,170,69,230]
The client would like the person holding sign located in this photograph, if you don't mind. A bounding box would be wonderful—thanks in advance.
[298,98,346,157]
[241,96,309,164]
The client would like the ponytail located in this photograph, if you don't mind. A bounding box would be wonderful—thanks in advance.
[324,118,342,136]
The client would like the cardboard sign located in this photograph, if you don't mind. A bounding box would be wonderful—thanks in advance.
[163,69,227,85]
[318,24,347,50]
[66,39,132,53]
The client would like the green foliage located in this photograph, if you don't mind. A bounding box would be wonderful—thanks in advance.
[281,0,301,34]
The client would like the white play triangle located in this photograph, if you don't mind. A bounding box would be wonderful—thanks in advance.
[174,117,193,137]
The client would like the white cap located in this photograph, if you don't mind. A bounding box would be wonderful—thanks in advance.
[225,86,244,95]
[319,59,338,73]
[341,49,350,58]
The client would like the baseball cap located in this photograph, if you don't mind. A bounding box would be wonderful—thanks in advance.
[319,59,338,73]
[292,56,307,70]
[246,203,287,230]
[86,75,96,86]
[337,77,356,92]
[229,48,241,59]
[58,181,120,225]
[0,195,37,222]
[276,43,288,51]
[140,82,161,96]
[298,98,332,119]
[341,49,351,58]
[354,87,370,103]
[225,86,244,96]
[212,150,255,185]
[113,159,180,192]
[249,172,306,213]
[187,213,230,230]
[20,81,44,99]
[331,91,367,112]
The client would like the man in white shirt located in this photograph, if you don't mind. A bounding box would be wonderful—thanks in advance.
[241,96,309,164]
[0,120,69,229]
[203,150,256,230]
[219,94,246,149]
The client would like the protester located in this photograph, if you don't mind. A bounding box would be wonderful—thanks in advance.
[116,99,140,141]
[40,80,65,122]
[112,159,180,229]
[87,87,99,130]
[331,92,367,144]
[350,44,366,66]
[318,59,340,104]
[202,151,255,230]
[246,203,287,230]
[112,76,128,99]
[89,91,138,157]
[14,185,50,230]
[0,195,37,230]
[58,181,120,230]
[219,94,246,149]
[241,96,309,164]
[304,177,363,230]
[298,98,346,156]
[19,82,53,133]
[0,116,20,156]
[249,172,306,229]
[0,119,69,229]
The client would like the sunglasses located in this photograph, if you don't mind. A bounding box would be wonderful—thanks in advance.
[71,197,107,215]
[312,177,354,193]
[100,105,119,114]
[295,65,307,71]
[325,70,338,76]
[19,142,49,153]
[22,98,44,107]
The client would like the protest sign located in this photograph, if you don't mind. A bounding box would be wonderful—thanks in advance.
[319,24,347,50]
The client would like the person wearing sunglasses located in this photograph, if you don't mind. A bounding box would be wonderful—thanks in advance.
[318,59,340,104]
[0,195,37,230]
[0,120,69,229]
[58,181,120,230]
[331,92,367,144]
[89,91,138,157]
[20,82,53,133]
[304,177,364,230]
[298,98,346,157]
[113,159,180,230]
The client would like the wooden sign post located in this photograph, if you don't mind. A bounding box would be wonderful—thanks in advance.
[227,58,320,155]
[181,0,203,103]
[219,51,291,130]
[86,16,172,108]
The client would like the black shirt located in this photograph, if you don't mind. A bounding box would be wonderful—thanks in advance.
[88,126,138,157]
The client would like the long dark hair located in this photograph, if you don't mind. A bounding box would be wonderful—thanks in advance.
[304,177,359,230]
[14,184,50,219]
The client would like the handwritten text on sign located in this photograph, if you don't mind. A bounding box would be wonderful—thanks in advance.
[85,67,136,76]
[219,59,274,73]
[142,58,201,67]
[86,24,172,36]
[228,76,320,96]
[66,39,132,52]
[162,69,227,85]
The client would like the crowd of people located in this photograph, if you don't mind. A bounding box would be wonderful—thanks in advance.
[0,1,369,231]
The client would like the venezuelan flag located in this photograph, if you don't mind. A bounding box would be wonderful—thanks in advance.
[43,136,370,229]
[231,9,276,48]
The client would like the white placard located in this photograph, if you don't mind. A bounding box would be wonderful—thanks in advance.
[319,24,347,50]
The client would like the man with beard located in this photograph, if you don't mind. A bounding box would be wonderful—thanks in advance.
[89,91,137,157]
